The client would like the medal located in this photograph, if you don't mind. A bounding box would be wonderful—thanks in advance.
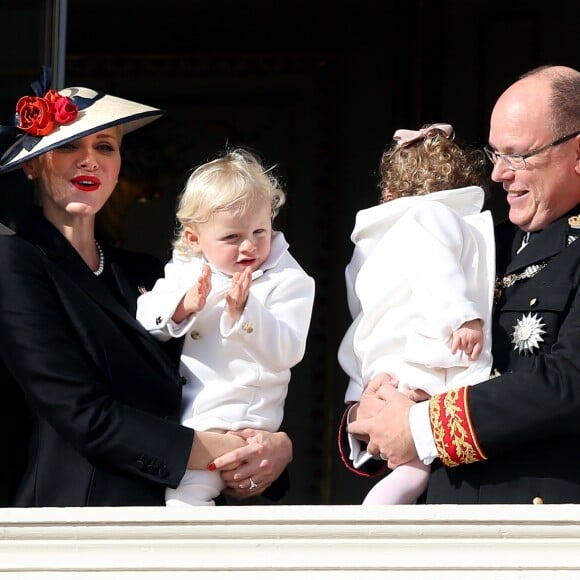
[512,313,546,355]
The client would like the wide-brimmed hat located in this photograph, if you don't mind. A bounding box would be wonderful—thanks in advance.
[0,66,165,174]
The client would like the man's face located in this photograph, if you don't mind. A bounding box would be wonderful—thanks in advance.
[488,78,580,232]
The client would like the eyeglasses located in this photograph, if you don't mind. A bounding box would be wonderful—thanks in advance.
[484,129,580,171]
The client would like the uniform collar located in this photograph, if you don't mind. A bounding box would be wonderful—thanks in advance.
[505,206,580,275]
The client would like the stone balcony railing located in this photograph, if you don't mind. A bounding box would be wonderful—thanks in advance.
[2,505,580,578]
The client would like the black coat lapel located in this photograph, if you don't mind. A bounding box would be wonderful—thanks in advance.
[57,247,150,334]
[505,216,569,275]
[17,211,178,375]
[505,207,579,274]
[19,211,145,333]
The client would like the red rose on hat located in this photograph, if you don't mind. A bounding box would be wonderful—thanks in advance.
[16,90,79,137]
[45,90,78,124]
[1,65,164,175]
[16,96,55,137]
[43,90,61,104]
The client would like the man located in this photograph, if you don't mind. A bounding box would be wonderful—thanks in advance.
[343,65,580,504]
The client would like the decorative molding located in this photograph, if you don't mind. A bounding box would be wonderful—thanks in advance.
[1,505,580,577]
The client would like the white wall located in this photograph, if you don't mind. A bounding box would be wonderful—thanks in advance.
[2,505,580,578]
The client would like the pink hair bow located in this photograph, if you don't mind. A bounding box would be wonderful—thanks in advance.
[393,123,455,147]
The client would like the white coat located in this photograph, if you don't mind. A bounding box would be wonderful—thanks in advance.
[137,231,315,432]
[338,186,495,403]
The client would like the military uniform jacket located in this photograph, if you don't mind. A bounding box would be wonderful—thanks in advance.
[339,205,580,504]
[0,211,193,507]
[426,205,580,503]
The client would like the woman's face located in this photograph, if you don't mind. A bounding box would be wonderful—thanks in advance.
[24,129,122,220]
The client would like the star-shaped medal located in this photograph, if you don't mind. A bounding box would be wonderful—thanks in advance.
[511,313,546,355]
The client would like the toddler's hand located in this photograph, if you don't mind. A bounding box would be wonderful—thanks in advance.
[183,263,212,313]
[451,319,484,361]
[225,266,252,321]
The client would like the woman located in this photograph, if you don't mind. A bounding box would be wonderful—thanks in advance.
[0,66,291,507]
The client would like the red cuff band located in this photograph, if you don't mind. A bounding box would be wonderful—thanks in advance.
[429,386,487,467]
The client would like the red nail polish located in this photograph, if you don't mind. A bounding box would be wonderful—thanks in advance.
[207,462,216,471]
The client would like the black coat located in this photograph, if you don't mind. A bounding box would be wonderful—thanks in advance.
[425,206,580,503]
[0,211,193,507]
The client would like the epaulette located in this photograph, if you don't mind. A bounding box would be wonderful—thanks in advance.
[568,214,580,230]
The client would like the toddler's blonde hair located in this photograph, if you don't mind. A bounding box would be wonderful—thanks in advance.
[173,147,286,257]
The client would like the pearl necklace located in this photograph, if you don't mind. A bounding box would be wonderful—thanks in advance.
[93,241,105,276]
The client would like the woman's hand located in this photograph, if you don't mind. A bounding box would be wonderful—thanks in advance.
[187,430,246,470]
[211,429,293,499]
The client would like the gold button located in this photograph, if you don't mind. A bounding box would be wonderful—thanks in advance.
[241,322,254,334]
[529,298,537,307]
[190,330,200,339]
[532,496,544,505]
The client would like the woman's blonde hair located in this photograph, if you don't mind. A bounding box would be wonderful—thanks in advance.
[378,128,489,203]
[173,147,286,257]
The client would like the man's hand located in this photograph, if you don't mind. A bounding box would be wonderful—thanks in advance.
[357,373,398,416]
[348,374,418,469]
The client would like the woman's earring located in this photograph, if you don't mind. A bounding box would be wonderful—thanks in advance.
[26,174,34,181]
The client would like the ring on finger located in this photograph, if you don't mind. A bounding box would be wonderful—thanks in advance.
[248,477,259,490]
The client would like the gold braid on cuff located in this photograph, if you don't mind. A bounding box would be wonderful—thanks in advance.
[429,386,487,467]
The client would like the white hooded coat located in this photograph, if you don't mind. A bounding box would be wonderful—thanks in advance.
[338,186,495,404]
